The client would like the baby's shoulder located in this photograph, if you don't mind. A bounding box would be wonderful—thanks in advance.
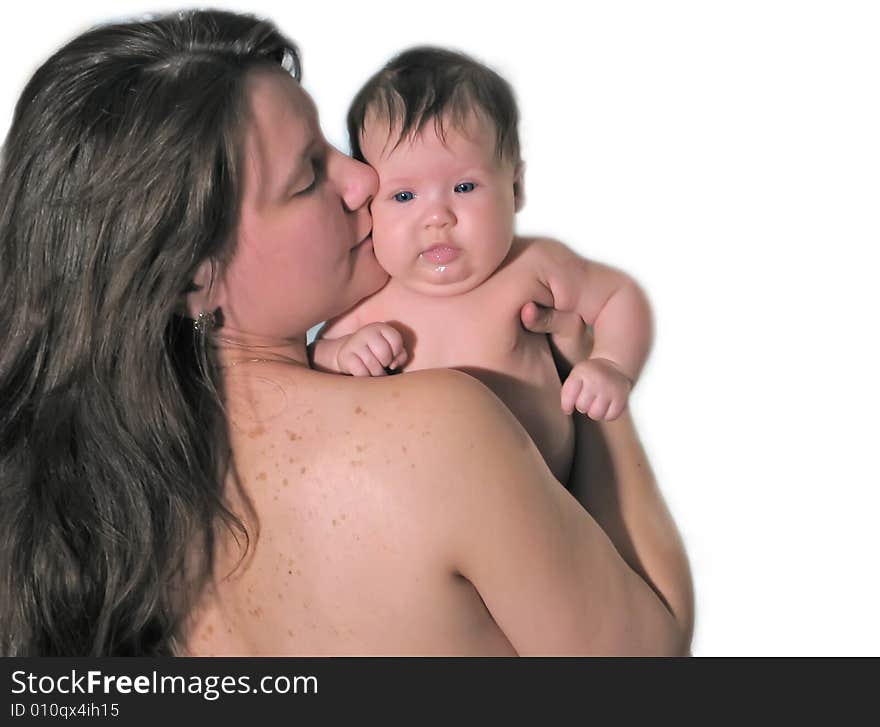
[504,236,586,290]
[511,235,580,267]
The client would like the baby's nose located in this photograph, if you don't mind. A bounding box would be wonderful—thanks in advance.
[424,205,456,228]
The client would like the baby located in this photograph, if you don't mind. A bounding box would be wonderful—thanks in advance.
[312,47,652,484]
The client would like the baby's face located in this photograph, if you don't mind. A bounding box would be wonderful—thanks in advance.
[359,112,519,297]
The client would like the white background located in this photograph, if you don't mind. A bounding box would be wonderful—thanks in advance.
[3,1,878,655]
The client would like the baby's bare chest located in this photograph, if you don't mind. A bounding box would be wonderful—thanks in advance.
[360,264,574,483]
[369,264,554,373]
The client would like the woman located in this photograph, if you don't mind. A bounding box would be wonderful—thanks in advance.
[0,10,692,655]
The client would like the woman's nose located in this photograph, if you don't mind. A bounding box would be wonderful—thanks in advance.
[332,151,378,212]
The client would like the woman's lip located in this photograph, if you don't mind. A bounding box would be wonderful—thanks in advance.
[352,234,372,252]
[420,245,460,264]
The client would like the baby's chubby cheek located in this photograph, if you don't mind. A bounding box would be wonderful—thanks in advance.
[368,225,407,279]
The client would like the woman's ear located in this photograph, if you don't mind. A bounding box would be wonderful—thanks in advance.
[183,257,222,319]
[513,161,526,212]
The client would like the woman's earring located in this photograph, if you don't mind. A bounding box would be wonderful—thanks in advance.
[194,309,217,335]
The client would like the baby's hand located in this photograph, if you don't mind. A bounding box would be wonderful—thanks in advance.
[337,322,408,376]
[561,358,632,421]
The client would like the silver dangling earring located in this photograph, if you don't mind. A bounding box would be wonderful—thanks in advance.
[193,309,216,335]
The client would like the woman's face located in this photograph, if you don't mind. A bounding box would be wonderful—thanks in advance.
[207,69,386,339]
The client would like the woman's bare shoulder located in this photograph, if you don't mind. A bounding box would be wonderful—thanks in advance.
[226,365,536,570]
[304,368,529,461]
[226,365,525,480]
[286,366,514,429]
[220,366,683,656]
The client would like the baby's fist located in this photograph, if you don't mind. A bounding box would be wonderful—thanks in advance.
[338,322,408,377]
[561,358,632,420]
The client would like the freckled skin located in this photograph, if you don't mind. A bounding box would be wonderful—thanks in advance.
[182,74,688,655]
[185,367,520,655]
[184,75,532,654]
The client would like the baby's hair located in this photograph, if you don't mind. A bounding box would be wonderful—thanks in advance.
[347,46,520,166]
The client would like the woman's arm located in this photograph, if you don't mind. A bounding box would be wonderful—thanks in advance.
[569,411,695,652]
[521,300,694,651]
[424,371,692,655]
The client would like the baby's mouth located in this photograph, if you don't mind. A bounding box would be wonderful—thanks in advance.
[420,245,460,265]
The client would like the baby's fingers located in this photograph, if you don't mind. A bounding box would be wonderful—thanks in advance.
[575,386,596,415]
[587,396,611,421]
[388,350,408,371]
[560,375,583,415]
[341,352,372,377]
[379,325,405,353]
[379,327,408,370]
[361,346,390,377]
[605,397,626,421]
[365,333,395,366]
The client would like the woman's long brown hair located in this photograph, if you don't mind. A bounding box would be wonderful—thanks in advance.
[0,9,299,655]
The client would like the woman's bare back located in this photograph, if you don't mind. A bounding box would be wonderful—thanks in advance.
[185,366,517,655]
[185,362,688,656]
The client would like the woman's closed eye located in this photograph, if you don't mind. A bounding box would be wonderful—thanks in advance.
[454,182,476,193]
[293,155,325,196]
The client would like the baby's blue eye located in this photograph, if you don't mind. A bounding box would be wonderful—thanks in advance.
[393,191,414,203]
[454,182,476,193]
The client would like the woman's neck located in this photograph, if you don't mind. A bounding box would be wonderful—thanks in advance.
[211,328,311,370]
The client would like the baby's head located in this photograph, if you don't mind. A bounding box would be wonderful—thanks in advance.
[348,47,524,296]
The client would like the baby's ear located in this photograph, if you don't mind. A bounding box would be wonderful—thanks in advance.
[513,161,526,212]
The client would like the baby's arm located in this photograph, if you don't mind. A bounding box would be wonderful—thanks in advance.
[310,310,407,376]
[533,239,653,420]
